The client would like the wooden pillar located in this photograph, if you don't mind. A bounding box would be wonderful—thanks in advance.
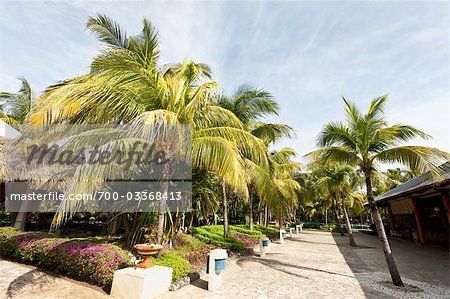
[386,204,396,231]
[441,191,450,223]
[411,198,425,244]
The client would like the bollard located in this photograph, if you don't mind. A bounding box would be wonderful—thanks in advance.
[296,223,304,234]
[259,237,269,257]
[279,229,286,244]
[289,228,295,238]
[207,249,228,291]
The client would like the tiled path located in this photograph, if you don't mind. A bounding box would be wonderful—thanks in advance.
[1,231,449,298]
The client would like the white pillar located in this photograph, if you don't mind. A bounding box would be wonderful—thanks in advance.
[208,249,227,292]
[279,229,286,244]
[259,237,269,257]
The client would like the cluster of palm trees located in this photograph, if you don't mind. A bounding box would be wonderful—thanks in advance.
[1,14,448,288]
[6,14,300,243]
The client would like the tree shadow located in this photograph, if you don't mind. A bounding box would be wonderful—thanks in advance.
[236,255,358,280]
[331,231,450,298]
[6,269,58,298]
[287,238,338,246]
[190,278,208,290]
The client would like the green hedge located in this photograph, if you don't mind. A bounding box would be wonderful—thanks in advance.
[152,252,190,282]
[189,225,264,250]
[235,224,278,238]
[189,227,245,250]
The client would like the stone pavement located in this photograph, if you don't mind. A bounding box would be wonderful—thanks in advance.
[1,231,449,298]
[0,259,109,299]
[161,230,450,299]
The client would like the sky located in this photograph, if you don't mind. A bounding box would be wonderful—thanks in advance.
[0,1,449,166]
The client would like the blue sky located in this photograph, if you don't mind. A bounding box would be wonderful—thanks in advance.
[0,1,449,164]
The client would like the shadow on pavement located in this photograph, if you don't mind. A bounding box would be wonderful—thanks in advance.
[191,278,208,291]
[332,231,450,298]
[7,269,58,298]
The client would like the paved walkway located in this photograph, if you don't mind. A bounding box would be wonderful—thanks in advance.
[1,231,449,298]
[161,231,450,299]
[0,259,109,299]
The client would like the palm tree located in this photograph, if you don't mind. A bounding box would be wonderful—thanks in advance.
[247,147,301,228]
[29,14,268,244]
[309,162,358,245]
[310,95,449,286]
[0,77,35,124]
[219,86,295,230]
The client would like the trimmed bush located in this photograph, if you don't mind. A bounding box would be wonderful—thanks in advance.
[302,222,321,229]
[189,227,245,250]
[0,227,131,287]
[236,224,278,239]
[151,252,190,282]
[189,225,264,250]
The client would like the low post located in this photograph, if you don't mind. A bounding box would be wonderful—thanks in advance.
[259,237,269,257]
[296,224,300,234]
[207,249,228,291]
[289,228,295,238]
[279,229,286,244]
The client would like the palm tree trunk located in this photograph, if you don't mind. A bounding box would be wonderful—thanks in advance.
[222,180,229,238]
[341,192,356,246]
[264,205,268,227]
[249,193,253,230]
[365,170,404,286]
[333,196,345,236]
[157,163,170,244]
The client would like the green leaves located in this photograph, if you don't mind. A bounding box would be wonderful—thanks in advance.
[314,96,448,175]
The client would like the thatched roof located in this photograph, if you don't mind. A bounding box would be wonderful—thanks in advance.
[375,161,450,204]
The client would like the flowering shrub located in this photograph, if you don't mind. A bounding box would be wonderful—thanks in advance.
[0,227,132,286]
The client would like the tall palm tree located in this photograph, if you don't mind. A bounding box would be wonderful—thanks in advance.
[29,14,268,243]
[219,86,295,230]
[247,147,301,228]
[310,95,449,286]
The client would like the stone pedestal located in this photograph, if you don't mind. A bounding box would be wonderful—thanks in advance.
[110,266,173,299]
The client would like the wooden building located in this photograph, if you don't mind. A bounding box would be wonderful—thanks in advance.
[374,162,449,249]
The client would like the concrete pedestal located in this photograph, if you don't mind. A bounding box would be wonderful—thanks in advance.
[111,266,173,299]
